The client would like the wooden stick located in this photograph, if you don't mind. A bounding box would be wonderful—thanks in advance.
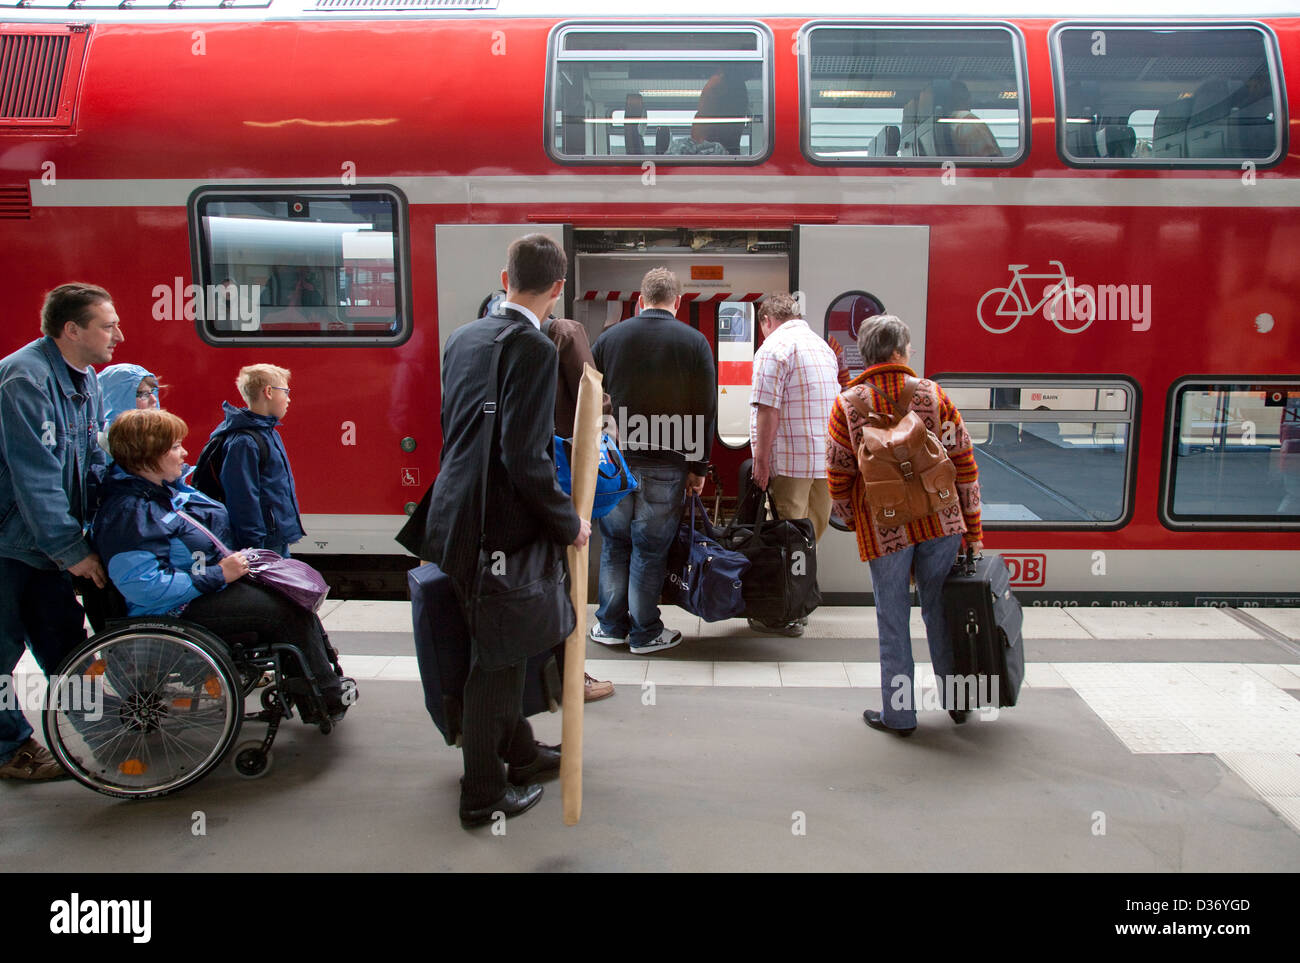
[561,363,603,825]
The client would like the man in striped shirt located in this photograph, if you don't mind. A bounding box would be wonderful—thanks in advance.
[748,293,842,637]
[826,315,983,736]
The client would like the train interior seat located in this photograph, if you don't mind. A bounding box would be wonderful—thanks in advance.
[900,95,924,155]
[1096,124,1137,158]
[1229,89,1276,158]
[1186,78,1234,157]
[871,124,901,157]
[1151,96,1193,158]
[1063,82,1099,157]
[655,125,671,154]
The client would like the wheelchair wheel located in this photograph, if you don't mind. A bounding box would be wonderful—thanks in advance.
[43,623,244,799]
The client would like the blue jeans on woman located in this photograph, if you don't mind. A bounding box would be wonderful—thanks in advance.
[868,533,963,730]
[596,462,687,649]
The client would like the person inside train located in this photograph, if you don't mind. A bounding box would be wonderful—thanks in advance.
[945,80,1001,157]
[93,408,355,723]
[826,316,983,736]
[667,68,750,156]
[202,364,305,556]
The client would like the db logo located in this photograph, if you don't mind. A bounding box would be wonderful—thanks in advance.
[1001,553,1046,587]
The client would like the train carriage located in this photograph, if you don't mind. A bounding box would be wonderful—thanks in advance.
[2,0,1297,605]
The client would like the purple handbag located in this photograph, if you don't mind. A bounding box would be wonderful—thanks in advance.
[177,511,330,613]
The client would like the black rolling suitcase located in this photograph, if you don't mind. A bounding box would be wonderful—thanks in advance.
[941,551,1024,708]
[408,563,563,747]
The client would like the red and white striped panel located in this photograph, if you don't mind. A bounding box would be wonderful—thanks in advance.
[580,291,765,302]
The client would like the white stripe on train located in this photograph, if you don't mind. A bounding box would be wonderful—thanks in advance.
[28,174,1300,209]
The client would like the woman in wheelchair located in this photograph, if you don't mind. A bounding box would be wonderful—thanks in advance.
[93,409,355,724]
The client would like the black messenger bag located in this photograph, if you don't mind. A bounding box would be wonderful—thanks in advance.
[721,480,821,625]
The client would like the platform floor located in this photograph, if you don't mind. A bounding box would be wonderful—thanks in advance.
[4,604,1299,872]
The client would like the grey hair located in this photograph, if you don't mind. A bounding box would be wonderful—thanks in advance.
[857,314,911,366]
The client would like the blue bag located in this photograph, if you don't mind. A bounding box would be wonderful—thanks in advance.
[553,432,638,519]
[662,494,750,622]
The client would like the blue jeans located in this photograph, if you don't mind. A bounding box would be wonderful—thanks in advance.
[0,558,88,764]
[868,533,962,730]
[596,463,687,648]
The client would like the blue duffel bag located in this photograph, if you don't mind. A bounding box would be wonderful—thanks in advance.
[662,494,750,622]
[553,432,638,519]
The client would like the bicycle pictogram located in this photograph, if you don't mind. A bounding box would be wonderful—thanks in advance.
[976,261,1097,334]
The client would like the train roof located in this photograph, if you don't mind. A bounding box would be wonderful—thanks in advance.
[1,0,1298,23]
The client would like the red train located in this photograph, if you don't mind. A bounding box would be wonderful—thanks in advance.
[2,2,1297,604]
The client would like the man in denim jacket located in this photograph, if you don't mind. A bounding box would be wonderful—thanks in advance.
[0,283,122,781]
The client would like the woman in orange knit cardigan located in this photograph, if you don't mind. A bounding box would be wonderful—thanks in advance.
[826,315,983,737]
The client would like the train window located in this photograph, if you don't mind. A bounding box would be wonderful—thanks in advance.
[824,290,886,380]
[717,300,755,449]
[189,188,409,345]
[548,23,771,164]
[801,24,1027,166]
[1053,24,1283,167]
[939,377,1138,528]
[1162,379,1300,529]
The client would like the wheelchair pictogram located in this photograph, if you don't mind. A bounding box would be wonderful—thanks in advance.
[976,261,1097,334]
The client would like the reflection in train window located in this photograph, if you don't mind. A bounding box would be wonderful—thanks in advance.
[802,24,1026,165]
[942,378,1136,527]
[191,190,408,344]
[1164,381,1300,527]
[716,301,755,449]
[549,24,770,163]
[1053,24,1283,166]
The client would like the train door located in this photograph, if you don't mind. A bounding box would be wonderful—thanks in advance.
[796,225,931,377]
[434,223,566,356]
[796,225,931,599]
[571,241,790,502]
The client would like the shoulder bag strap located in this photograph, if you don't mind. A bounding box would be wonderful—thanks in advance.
[893,377,920,425]
[175,508,233,558]
[475,320,524,549]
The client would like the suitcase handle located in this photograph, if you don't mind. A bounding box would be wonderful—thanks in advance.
[956,547,982,577]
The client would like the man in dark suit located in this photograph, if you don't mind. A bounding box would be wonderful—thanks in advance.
[421,235,591,828]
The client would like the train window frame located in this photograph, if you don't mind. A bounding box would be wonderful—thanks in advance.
[799,20,1030,168]
[545,20,774,167]
[1050,21,1287,170]
[187,186,412,348]
[930,373,1141,531]
[1159,375,1300,531]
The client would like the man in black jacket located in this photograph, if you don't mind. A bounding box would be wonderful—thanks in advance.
[422,235,591,828]
[590,268,715,656]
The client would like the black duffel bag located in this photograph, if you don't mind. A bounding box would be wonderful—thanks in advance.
[721,480,821,625]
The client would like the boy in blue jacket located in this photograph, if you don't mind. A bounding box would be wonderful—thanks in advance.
[207,364,304,555]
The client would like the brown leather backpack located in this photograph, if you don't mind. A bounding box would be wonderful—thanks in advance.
[842,377,959,529]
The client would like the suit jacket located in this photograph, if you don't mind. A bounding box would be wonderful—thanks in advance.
[420,309,580,594]
[543,317,612,438]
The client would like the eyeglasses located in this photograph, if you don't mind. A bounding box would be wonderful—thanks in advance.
[269,386,291,396]
[136,388,159,398]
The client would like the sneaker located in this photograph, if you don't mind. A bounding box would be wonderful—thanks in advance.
[629,628,683,655]
[587,624,628,647]
[747,618,803,638]
[583,674,615,702]
[0,738,68,781]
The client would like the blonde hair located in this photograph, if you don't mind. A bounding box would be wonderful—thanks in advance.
[640,267,680,308]
[237,364,290,404]
[109,409,188,474]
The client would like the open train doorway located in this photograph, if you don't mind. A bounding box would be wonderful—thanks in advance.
[572,228,791,509]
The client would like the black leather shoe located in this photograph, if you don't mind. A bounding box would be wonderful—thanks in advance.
[459,784,543,828]
[507,742,561,786]
[863,709,915,737]
[949,709,970,725]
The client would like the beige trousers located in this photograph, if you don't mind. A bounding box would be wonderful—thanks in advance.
[766,476,831,541]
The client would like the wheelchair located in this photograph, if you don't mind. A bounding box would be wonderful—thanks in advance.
[43,584,353,799]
